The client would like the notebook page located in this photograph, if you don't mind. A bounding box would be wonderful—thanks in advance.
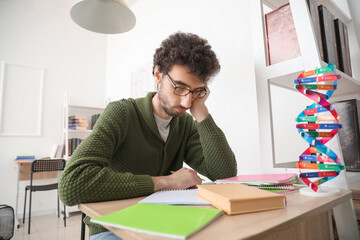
[139,189,211,205]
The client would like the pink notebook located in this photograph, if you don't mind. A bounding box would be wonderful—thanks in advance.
[216,173,296,184]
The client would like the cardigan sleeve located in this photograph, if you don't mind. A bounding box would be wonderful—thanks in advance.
[184,114,237,181]
[59,101,154,206]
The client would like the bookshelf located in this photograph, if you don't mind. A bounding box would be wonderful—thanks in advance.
[253,1,360,238]
[62,94,104,214]
[253,0,360,170]
[63,94,104,160]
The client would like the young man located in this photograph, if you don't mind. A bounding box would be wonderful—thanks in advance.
[59,32,237,240]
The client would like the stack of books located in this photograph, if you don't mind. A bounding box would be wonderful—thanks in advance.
[68,115,88,130]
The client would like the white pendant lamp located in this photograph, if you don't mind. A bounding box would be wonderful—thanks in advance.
[70,0,136,34]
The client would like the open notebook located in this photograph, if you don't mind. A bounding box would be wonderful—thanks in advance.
[139,189,211,205]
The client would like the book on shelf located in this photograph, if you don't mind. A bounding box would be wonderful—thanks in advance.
[91,203,223,239]
[139,189,211,205]
[334,19,352,76]
[342,21,352,76]
[91,113,101,129]
[319,5,339,68]
[68,125,88,130]
[215,173,297,185]
[51,144,65,158]
[197,184,286,215]
[68,115,87,120]
[68,138,84,156]
[333,99,360,171]
[68,115,89,130]
[69,118,88,123]
[71,138,77,155]
[265,3,301,65]
[307,0,325,62]
[55,144,65,158]
[68,122,89,127]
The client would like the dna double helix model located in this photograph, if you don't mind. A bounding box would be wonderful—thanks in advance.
[295,63,344,192]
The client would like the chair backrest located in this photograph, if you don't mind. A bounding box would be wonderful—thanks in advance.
[31,159,66,173]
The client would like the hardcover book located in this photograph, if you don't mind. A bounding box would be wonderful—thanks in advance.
[68,125,88,130]
[334,19,352,76]
[265,3,301,65]
[342,22,352,76]
[333,99,360,171]
[68,115,87,120]
[91,113,101,129]
[319,5,339,67]
[307,0,325,61]
[197,184,286,215]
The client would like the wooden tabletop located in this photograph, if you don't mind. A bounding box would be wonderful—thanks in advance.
[79,189,352,240]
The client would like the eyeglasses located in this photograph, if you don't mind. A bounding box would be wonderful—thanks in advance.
[165,73,207,99]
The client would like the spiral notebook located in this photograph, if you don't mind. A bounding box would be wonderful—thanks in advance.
[215,173,297,185]
[139,189,211,205]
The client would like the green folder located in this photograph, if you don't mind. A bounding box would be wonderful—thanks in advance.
[91,203,223,239]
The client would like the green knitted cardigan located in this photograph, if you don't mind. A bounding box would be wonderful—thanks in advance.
[59,92,237,236]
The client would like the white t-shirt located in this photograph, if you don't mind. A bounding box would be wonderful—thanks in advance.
[153,114,172,142]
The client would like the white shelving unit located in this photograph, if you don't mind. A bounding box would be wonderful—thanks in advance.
[253,0,360,169]
[252,0,359,238]
[63,94,104,160]
[62,93,104,213]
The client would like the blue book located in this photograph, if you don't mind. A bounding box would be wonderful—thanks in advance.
[16,155,35,160]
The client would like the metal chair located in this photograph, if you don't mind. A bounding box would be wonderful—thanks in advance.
[0,205,14,240]
[81,212,86,240]
[22,159,66,234]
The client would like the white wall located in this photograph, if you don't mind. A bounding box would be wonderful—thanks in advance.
[106,0,262,176]
[0,1,107,217]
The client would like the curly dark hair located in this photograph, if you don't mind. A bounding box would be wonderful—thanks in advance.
[153,32,220,83]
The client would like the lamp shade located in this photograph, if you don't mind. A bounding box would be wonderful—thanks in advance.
[70,0,136,34]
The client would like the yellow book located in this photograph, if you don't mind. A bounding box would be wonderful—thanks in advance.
[197,184,286,215]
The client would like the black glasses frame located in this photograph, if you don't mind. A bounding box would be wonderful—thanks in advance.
[165,73,207,99]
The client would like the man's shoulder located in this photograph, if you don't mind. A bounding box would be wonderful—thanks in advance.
[107,97,137,108]
[102,98,137,118]
[108,93,153,109]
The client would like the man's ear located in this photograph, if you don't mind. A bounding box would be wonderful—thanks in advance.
[154,66,162,84]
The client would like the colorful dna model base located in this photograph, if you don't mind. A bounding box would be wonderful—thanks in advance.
[295,63,344,196]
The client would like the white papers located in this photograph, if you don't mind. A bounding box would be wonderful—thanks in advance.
[139,189,211,205]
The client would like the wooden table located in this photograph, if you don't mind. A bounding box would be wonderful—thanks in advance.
[79,189,359,240]
[349,179,360,222]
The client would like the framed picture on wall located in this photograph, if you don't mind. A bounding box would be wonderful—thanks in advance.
[0,61,44,136]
